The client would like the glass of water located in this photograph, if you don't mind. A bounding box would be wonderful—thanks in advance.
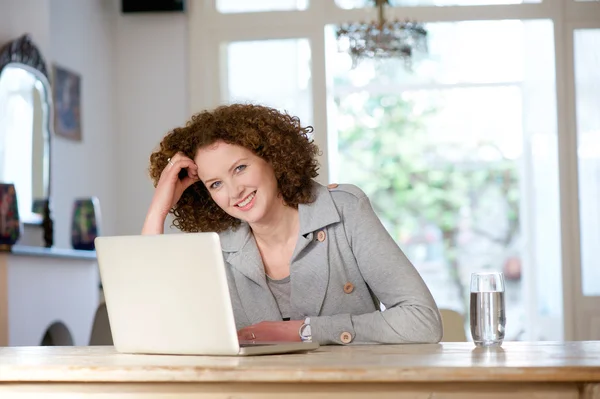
[470,272,506,347]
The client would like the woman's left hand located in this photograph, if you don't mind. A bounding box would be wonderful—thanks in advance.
[237,320,303,342]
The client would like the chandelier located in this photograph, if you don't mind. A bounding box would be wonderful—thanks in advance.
[335,0,428,69]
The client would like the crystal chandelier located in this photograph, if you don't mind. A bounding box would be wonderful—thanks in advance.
[335,0,428,69]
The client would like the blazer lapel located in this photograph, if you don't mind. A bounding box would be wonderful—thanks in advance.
[290,231,330,318]
[289,182,341,318]
[219,182,342,322]
[221,225,281,322]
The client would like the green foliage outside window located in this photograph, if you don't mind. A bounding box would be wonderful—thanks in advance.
[336,92,520,314]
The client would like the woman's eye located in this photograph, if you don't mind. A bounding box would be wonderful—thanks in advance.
[235,165,247,173]
[210,181,222,189]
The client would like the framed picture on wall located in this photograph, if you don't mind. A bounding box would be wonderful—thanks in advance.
[52,64,82,141]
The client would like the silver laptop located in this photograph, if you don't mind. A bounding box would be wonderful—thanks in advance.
[94,232,319,356]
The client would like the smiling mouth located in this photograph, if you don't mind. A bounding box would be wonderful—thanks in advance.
[235,191,256,208]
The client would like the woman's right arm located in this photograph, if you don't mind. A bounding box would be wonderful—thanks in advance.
[141,152,199,235]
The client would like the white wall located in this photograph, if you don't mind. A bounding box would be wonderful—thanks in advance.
[0,0,51,55]
[114,6,188,236]
[49,0,118,248]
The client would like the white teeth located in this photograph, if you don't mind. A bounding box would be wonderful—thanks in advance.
[236,192,255,207]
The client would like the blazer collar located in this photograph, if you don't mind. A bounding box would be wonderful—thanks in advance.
[298,181,341,236]
[219,223,252,254]
[220,224,266,289]
[218,181,341,288]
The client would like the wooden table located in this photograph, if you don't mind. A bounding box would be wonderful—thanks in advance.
[1,341,599,398]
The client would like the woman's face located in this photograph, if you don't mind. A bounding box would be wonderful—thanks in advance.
[195,141,279,225]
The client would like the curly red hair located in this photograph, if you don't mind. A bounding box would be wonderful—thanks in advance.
[148,104,320,232]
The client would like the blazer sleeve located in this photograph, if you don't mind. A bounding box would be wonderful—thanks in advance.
[310,191,444,345]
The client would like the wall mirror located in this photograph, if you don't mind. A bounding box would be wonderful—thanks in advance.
[0,34,53,247]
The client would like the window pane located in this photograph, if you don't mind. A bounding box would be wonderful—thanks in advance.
[575,29,600,297]
[225,39,312,127]
[336,0,539,7]
[217,0,308,13]
[327,20,562,341]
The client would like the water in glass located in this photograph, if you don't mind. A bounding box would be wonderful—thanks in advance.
[470,272,506,347]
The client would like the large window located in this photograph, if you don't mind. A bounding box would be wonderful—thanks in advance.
[191,0,600,341]
[223,39,313,127]
[327,20,561,340]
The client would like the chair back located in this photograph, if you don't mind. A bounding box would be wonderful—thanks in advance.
[89,302,113,345]
[440,308,467,342]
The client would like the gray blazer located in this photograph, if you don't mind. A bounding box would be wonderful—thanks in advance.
[219,182,443,345]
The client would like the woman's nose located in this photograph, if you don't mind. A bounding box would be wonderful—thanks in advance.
[230,184,244,201]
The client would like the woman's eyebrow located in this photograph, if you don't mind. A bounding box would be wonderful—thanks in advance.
[203,158,248,184]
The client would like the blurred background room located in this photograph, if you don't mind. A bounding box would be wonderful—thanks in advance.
[0,0,598,348]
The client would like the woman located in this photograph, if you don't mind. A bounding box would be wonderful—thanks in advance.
[142,103,443,345]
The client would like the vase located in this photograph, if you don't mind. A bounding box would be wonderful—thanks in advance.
[32,199,46,215]
[0,183,22,251]
[71,197,101,251]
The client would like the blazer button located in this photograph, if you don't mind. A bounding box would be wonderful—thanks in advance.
[340,332,353,344]
[343,282,354,294]
[317,230,326,242]
[327,183,339,189]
